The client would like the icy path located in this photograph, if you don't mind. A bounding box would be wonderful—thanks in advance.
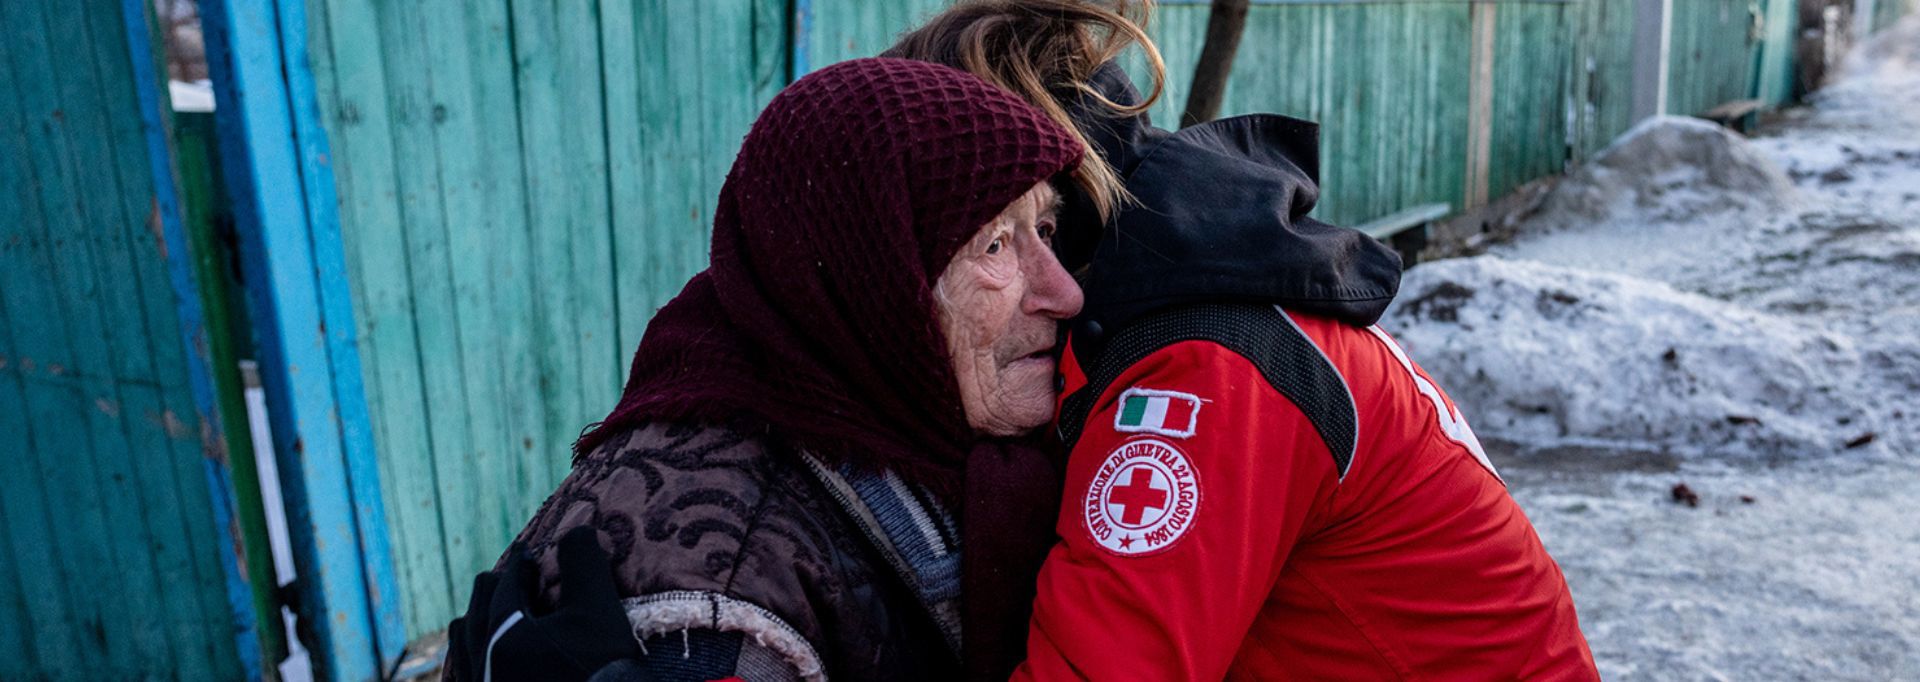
[1505,457,1920,679]
[1385,16,1920,680]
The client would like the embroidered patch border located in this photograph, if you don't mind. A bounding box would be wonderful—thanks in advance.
[1082,437,1201,557]
[1112,387,1203,439]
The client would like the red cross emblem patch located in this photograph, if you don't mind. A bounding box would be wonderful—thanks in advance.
[1083,438,1201,557]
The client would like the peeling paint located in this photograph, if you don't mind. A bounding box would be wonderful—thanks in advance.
[161,410,192,439]
[94,397,121,417]
[201,420,229,465]
[148,198,168,259]
[47,363,65,375]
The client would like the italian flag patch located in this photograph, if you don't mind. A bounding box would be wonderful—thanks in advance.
[1113,387,1202,439]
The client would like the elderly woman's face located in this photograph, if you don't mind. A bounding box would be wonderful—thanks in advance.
[936,182,1085,436]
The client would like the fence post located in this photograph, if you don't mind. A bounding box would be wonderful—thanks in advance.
[1854,0,1880,37]
[197,0,405,678]
[1465,1,1498,210]
[118,0,274,677]
[1631,0,1674,121]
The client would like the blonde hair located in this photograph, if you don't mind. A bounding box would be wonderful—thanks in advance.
[883,0,1167,223]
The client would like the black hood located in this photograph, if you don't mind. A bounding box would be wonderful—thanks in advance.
[1058,62,1402,333]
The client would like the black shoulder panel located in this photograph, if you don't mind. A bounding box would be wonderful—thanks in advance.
[1058,304,1359,478]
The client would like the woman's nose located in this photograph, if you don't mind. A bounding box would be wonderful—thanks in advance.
[1025,248,1085,320]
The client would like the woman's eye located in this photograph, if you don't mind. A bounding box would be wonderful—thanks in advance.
[986,237,1005,255]
[1038,223,1057,244]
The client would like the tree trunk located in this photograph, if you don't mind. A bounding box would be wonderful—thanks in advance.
[1180,0,1251,128]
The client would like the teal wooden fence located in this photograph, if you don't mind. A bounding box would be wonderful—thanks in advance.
[1873,0,1919,30]
[300,0,790,642]
[0,0,275,679]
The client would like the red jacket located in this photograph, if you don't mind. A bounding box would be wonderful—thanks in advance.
[1014,307,1596,680]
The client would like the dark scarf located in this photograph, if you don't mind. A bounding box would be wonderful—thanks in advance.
[572,58,1079,678]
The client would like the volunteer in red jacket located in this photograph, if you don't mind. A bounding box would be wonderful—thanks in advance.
[1013,64,1599,680]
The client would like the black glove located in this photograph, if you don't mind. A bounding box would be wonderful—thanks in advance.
[444,526,640,681]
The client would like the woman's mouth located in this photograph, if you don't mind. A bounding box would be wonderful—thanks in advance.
[1006,346,1057,369]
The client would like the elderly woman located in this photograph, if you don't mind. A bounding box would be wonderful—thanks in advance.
[445,58,1090,681]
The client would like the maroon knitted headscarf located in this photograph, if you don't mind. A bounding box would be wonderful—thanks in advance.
[578,57,1081,497]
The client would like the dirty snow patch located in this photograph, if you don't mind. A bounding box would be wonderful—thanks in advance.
[1530,115,1797,229]
[1382,256,1886,461]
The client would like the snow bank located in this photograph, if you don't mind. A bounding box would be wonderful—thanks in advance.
[1530,116,1797,229]
[1459,26,1920,464]
[1382,256,1882,460]
[1752,13,1920,235]
[1842,13,1920,81]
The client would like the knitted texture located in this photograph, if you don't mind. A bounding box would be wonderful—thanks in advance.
[577,58,1082,496]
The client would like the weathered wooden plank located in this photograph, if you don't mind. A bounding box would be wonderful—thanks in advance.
[1489,2,1572,199]
[273,0,410,660]
[508,0,616,544]
[1751,0,1794,106]
[1,1,153,675]
[55,1,200,675]
[610,0,785,356]
[0,445,36,674]
[469,0,547,566]
[0,11,86,674]
[0,319,32,671]
[1568,0,1638,159]
[804,0,949,71]
[309,0,454,638]
[601,0,647,497]
[199,0,393,673]
[1666,0,1755,118]
[559,0,619,481]
[0,100,69,676]
[1466,2,1497,209]
[378,0,483,629]
[430,0,523,591]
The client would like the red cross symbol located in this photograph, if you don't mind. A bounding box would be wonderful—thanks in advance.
[1108,467,1169,526]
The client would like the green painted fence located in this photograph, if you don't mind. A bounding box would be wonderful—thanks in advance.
[1566,0,1641,157]
[303,0,788,639]
[1873,0,1919,31]
[1136,3,1479,225]
[0,0,273,679]
[1667,0,1764,118]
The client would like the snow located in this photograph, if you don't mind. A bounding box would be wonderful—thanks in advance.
[1381,15,1920,679]
[169,79,214,113]
[1391,257,1886,461]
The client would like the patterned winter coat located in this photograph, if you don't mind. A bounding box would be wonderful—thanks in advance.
[506,421,965,681]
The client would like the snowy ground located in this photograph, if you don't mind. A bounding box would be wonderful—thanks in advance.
[1382,17,1920,680]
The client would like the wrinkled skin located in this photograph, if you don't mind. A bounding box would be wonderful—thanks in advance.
[936,182,1085,436]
